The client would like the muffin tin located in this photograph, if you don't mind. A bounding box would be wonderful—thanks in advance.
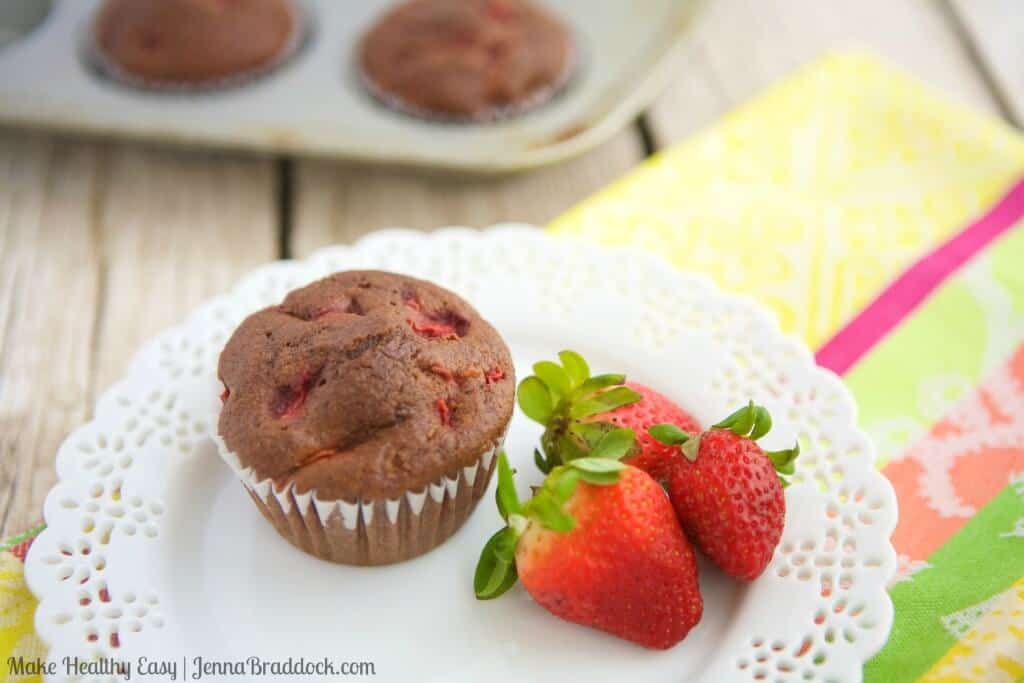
[0,0,53,49]
[0,0,702,171]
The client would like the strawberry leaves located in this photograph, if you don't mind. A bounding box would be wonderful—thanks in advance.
[534,448,553,474]
[569,457,626,485]
[649,422,701,461]
[518,376,554,424]
[577,373,627,395]
[525,457,626,531]
[589,428,635,461]
[477,452,525,599]
[766,442,800,487]
[558,350,590,387]
[495,451,521,520]
[713,402,799,484]
[713,401,775,442]
[474,527,519,599]
[570,386,641,418]
[474,450,628,600]
[750,406,772,440]
[532,361,572,401]
[655,402,800,485]
[517,350,641,470]
[534,425,633,474]
[649,423,691,445]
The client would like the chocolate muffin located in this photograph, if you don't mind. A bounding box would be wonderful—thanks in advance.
[359,0,574,121]
[215,270,514,565]
[92,0,300,88]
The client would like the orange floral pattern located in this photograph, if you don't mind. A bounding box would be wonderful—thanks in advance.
[885,344,1024,574]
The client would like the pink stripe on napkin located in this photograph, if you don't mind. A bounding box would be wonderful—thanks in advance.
[816,177,1024,375]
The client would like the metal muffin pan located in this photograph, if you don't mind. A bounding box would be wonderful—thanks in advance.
[0,0,53,49]
[0,0,703,172]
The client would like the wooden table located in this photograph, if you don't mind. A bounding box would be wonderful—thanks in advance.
[1,0,1020,539]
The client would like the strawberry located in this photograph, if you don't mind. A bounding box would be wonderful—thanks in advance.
[650,402,799,581]
[474,448,703,650]
[517,350,700,481]
[601,381,701,481]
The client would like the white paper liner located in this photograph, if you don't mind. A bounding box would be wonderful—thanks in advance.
[213,429,506,566]
[84,0,309,94]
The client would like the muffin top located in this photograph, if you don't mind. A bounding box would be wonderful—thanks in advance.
[217,271,515,502]
[359,0,573,118]
[94,0,296,83]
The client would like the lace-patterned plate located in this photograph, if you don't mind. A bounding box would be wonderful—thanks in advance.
[25,225,897,682]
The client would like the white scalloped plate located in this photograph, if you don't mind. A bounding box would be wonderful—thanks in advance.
[26,226,897,683]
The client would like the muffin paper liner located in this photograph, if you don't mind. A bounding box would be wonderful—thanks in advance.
[356,34,580,124]
[84,0,308,94]
[213,430,506,566]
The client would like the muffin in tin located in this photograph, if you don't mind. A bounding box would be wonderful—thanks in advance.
[359,0,574,121]
[92,0,302,90]
[216,270,515,565]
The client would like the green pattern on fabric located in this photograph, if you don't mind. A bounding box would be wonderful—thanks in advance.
[846,282,985,465]
[846,219,1024,468]
[865,483,1024,681]
[0,523,45,553]
[990,226,1024,315]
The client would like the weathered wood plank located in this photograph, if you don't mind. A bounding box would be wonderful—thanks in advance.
[0,132,103,538]
[0,136,278,538]
[648,0,1005,144]
[947,0,1024,126]
[92,145,278,392]
[290,131,645,255]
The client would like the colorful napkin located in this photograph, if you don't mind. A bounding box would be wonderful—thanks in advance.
[552,52,1024,682]
[0,525,46,681]
[5,52,1024,682]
